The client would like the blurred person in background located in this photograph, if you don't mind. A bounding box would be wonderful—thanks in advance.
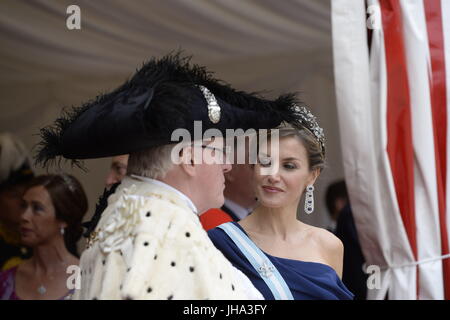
[200,136,257,230]
[105,155,128,190]
[0,132,34,271]
[325,180,349,233]
[0,174,88,300]
[332,180,368,300]
[81,155,129,239]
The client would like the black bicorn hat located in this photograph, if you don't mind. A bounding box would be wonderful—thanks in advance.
[35,52,302,168]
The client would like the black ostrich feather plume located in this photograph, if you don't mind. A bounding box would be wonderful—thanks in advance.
[35,51,305,168]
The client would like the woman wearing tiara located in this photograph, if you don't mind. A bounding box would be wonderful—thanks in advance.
[0,174,87,300]
[208,107,354,300]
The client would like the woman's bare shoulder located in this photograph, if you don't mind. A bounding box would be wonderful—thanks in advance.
[306,226,344,276]
[307,226,343,253]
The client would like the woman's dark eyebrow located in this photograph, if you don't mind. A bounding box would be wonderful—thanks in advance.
[282,157,300,161]
[30,199,45,209]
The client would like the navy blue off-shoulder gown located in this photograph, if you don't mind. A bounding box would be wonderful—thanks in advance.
[208,222,354,300]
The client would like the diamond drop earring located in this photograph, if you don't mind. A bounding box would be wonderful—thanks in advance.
[304,185,314,214]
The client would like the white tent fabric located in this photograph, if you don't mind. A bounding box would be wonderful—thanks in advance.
[0,0,341,229]
[0,0,331,82]
[332,0,402,299]
[332,0,450,299]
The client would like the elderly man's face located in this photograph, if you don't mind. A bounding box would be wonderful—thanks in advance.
[192,137,231,213]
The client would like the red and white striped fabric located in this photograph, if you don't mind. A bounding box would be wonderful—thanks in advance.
[332,0,450,299]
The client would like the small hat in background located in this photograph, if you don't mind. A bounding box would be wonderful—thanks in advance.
[0,132,34,190]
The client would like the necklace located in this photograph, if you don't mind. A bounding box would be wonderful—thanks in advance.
[34,255,69,296]
[37,284,47,295]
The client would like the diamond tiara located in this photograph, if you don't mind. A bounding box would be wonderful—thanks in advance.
[292,104,325,155]
[60,173,76,192]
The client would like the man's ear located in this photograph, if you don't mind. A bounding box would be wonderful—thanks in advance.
[179,146,196,177]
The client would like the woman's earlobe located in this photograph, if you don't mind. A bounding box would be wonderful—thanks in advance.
[308,168,320,185]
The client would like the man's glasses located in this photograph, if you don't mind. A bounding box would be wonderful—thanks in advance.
[192,144,230,164]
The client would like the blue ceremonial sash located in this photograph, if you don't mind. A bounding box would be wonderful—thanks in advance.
[218,222,294,300]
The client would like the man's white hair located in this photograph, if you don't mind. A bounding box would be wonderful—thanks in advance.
[0,132,31,184]
[127,144,176,179]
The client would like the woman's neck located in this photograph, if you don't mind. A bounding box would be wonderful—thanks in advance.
[29,237,74,275]
[247,202,304,240]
